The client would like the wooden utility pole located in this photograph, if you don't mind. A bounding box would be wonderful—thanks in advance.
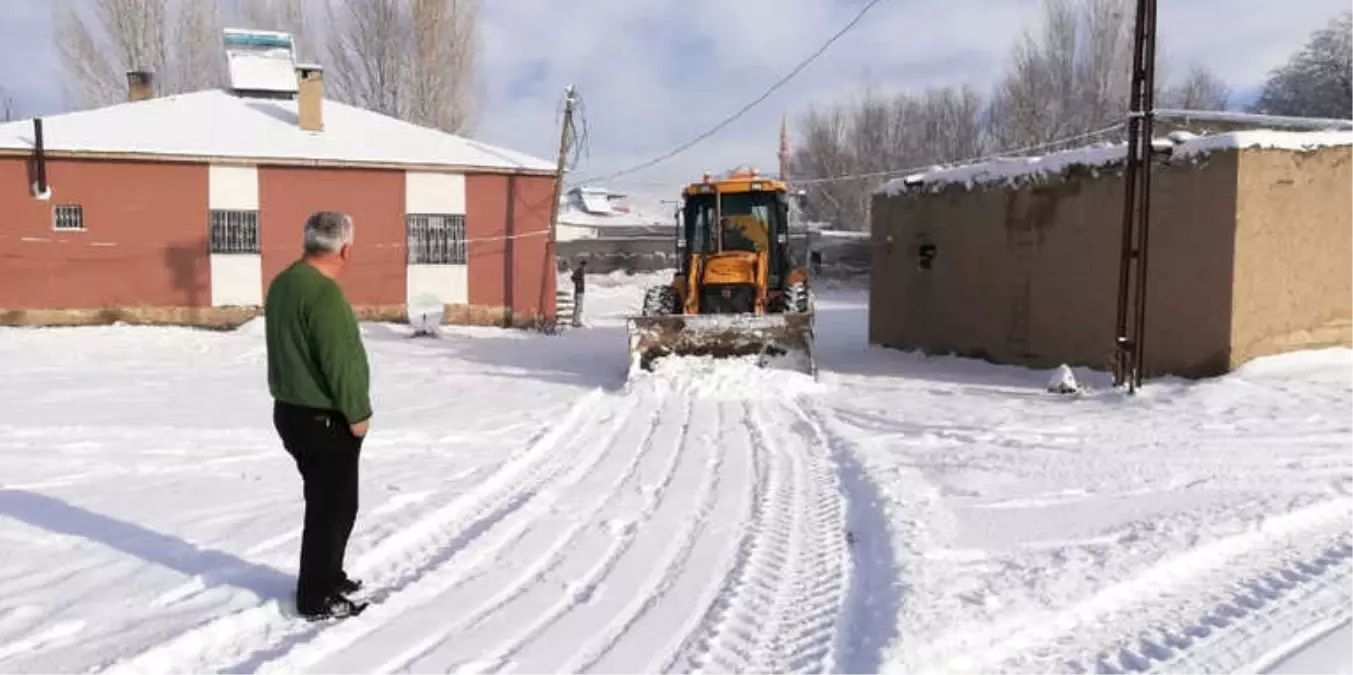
[546,85,578,274]
[778,113,790,180]
[1112,0,1159,393]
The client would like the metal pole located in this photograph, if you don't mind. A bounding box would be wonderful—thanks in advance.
[1112,0,1156,393]
[1131,0,1159,391]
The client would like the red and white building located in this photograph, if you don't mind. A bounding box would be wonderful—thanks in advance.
[0,33,559,327]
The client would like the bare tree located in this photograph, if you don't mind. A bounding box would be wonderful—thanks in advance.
[0,86,14,121]
[1252,12,1352,118]
[788,0,1237,230]
[50,0,480,129]
[324,0,480,134]
[175,0,227,93]
[51,0,254,108]
[53,0,170,107]
[790,85,987,230]
[1160,64,1230,111]
[985,0,1231,152]
[410,0,479,133]
[986,0,1135,152]
[791,105,856,227]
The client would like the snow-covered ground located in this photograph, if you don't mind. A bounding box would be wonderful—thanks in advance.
[0,270,1349,674]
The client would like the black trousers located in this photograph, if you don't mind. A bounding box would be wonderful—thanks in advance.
[273,400,363,612]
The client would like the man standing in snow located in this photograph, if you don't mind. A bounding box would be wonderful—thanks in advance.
[570,260,587,327]
[265,210,372,621]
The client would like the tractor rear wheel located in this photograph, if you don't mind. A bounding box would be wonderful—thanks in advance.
[786,281,812,313]
[642,285,681,316]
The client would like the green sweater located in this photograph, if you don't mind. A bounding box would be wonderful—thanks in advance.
[265,260,372,425]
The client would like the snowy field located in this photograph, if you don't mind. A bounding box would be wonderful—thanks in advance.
[0,270,1349,674]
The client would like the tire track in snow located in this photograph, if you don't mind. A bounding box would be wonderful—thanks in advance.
[96,388,619,675]
[249,392,669,674]
[1066,530,1353,673]
[640,402,757,675]
[0,619,86,666]
[148,456,503,610]
[937,497,1353,674]
[667,399,851,674]
[451,394,700,674]
[795,400,904,675]
[553,397,733,674]
[138,413,560,611]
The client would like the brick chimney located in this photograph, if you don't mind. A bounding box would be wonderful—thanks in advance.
[296,65,324,132]
[126,70,154,102]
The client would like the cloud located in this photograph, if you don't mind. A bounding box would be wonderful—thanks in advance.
[0,2,61,117]
[472,0,1347,201]
[0,0,1345,200]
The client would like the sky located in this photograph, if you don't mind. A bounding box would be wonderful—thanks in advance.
[0,0,1346,203]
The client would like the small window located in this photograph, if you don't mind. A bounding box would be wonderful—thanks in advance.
[210,209,260,254]
[406,214,466,265]
[53,205,84,231]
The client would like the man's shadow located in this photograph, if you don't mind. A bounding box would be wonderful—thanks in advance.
[0,489,292,601]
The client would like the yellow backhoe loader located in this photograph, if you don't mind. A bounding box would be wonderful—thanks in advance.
[627,167,817,378]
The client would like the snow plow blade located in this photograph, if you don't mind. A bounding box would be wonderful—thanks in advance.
[627,313,817,378]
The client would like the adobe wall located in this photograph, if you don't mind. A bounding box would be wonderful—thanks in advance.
[0,157,211,310]
[1230,145,1352,365]
[870,152,1241,378]
[465,174,558,325]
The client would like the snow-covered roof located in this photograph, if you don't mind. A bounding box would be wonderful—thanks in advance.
[0,89,555,173]
[558,202,670,229]
[877,129,1353,196]
[558,186,672,230]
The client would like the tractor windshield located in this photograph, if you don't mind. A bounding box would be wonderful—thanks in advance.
[682,191,781,255]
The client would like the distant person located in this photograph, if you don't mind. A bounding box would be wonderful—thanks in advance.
[570,260,587,327]
[264,210,372,621]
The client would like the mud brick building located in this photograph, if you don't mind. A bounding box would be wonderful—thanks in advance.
[869,130,1352,378]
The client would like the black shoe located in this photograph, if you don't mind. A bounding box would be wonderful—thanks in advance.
[299,593,368,621]
[337,572,363,594]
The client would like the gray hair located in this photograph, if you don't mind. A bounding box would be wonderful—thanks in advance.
[302,211,354,256]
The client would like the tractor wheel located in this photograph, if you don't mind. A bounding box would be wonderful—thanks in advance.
[786,281,812,313]
[642,285,680,316]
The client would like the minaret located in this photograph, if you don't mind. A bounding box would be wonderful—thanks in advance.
[778,113,790,180]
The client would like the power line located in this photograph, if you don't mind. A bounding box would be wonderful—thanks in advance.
[560,123,1128,193]
[566,0,889,187]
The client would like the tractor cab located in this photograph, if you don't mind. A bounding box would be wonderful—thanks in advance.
[673,168,794,314]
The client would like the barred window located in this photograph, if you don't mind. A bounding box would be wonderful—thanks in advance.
[406,214,466,265]
[210,209,260,254]
[53,205,84,231]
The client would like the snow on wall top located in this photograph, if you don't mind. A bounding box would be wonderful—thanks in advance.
[0,89,555,172]
[877,129,1353,197]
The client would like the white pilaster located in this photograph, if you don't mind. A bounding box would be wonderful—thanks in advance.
[208,164,262,307]
[404,171,469,306]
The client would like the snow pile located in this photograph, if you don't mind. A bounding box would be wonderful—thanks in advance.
[1046,364,1081,394]
[627,354,827,400]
